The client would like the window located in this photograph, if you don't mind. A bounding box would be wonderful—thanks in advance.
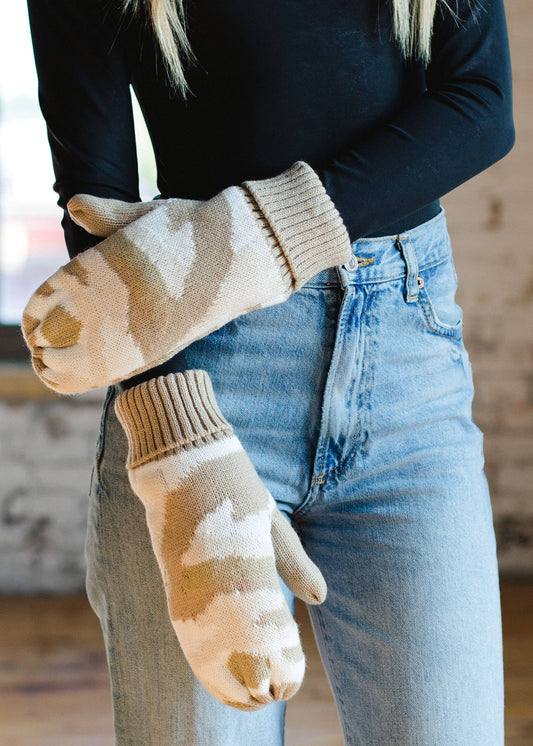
[0,0,157,361]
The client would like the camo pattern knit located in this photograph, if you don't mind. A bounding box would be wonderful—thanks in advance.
[114,370,327,710]
[21,160,352,394]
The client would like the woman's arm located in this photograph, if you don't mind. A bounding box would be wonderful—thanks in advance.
[26,0,140,258]
[315,0,515,240]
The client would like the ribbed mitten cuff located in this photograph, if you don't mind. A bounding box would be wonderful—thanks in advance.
[114,370,234,469]
[241,160,352,290]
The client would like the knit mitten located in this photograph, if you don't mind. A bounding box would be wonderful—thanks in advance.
[21,160,351,394]
[114,369,327,711]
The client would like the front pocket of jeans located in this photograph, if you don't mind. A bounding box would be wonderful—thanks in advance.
[416,256,464,338]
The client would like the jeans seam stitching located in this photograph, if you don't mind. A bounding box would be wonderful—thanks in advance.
[313,291,352,481]
[339,254,451,288]
[328,288,376,481]
[94,385,116,486]
[312,604,353,743]
[312,288,376,485]
[417,289,464,339]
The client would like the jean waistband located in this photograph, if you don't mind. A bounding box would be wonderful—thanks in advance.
[304,206,451,290]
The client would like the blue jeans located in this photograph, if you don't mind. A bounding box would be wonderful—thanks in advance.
[85,207,504,745]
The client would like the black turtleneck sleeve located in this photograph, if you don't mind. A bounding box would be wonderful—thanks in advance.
[26,0,140,258]
[314,0,515,239]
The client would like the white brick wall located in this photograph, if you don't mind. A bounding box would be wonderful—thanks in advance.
[0,393,104,592]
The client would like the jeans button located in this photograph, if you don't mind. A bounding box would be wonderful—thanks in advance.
[344,255,358,272]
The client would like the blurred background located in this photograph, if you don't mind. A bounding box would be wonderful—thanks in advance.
[0,0,531,743]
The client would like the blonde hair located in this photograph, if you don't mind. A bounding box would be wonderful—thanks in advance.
[124,0,461,99]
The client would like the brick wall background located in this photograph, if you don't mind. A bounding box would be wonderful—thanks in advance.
[0,392,104,592]
[1,0,531,592]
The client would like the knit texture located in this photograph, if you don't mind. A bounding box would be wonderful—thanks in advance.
[114,370,327,711]
[21,160,352,394]
[115,368,233,468]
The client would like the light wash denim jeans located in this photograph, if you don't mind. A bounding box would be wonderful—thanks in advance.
[85,207,504,745]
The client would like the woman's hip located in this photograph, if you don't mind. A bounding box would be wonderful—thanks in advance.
[94,205,481,511]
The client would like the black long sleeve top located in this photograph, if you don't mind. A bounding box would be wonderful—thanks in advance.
[26,0,515,260]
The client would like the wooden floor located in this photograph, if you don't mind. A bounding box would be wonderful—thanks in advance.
[0,580,531,745]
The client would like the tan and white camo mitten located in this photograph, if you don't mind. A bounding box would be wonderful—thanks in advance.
[114,368,327,711]
[21,160,351,394]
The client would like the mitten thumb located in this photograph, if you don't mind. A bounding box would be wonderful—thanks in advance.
[66,194,202,236]
[271,505,327,605]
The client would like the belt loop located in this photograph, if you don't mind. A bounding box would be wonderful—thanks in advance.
[395,236,419,303]
[335,264,348,289]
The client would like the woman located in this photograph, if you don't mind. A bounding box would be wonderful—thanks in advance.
[24,0,515,742]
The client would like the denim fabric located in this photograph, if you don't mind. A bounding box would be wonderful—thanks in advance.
[85,206,504,745]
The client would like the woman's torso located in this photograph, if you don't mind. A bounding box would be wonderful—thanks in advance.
[125,0,438,235]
